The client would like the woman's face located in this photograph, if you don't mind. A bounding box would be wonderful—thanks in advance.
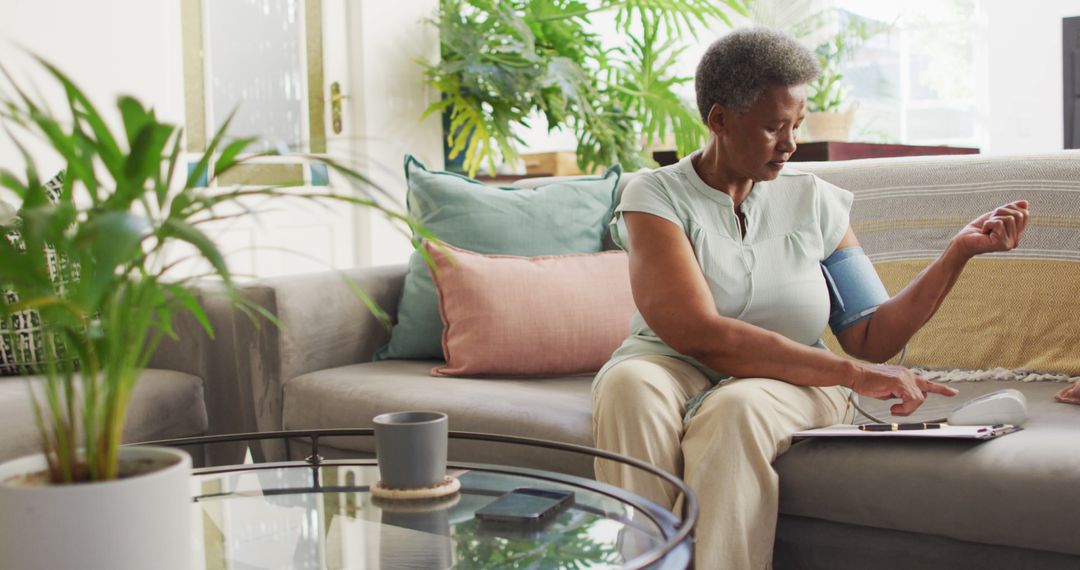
[710,83,807,182]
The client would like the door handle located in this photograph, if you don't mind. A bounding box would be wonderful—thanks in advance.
[330,81,346,134]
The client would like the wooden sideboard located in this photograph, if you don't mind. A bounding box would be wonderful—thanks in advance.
[653,142,979,166]
[472,142,982,183]
[787,141,979,162]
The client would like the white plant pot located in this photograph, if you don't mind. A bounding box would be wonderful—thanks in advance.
[805,110,855,142]
[0,446,192,570]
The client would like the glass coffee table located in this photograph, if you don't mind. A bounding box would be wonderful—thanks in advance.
[146,429,695,569]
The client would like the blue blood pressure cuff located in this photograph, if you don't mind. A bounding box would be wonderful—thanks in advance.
[821,247,889,333]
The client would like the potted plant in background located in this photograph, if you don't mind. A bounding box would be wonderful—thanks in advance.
[805,16,889,142]
[422,0,748,177]
[0,59,424,570]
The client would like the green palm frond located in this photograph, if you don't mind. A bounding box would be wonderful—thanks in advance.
[609,19,706,154]
[609,0,749,36]
[0,56,427,483]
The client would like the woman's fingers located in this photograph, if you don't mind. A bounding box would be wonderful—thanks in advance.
[887,380,925,416]
[999,214,1018,247]
[995,206,1021,222]
[890,397,922,416]
[856,367,956,417]
[990,202,1030,248]
[970,201,1029,238]
[917,378,959,396]
[981,215,1029,251]
[983,217,1006,245]
[1000,203,1029,219]
[996,204,1026,217]
[1017,209,1029,234]
[1000,206,1026,226]
[1004,206,1029,237]
[888,375,956,415]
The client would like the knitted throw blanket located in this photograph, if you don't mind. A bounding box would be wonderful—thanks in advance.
[806,154,1080,377]
[908,367,1079,383]
[909,368,1080,405]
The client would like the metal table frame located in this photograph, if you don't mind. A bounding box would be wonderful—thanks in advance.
[137,428,698,569]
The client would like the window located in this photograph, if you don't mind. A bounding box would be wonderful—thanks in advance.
[836,0,980,147]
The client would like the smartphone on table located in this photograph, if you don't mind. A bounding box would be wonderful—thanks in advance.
[474,487,575,524]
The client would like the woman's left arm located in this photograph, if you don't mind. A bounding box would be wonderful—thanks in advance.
[836,200,1030,362]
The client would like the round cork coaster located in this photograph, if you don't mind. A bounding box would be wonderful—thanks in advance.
[370,476,461,501]
[371,492,461,513]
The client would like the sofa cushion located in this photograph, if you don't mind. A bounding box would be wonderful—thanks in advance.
[0,369,208,462]
[776,515,1080,570]
[425,241,635,378]
[281,360,596,477]
[775,380,1080,557]
[798,153,1080,375]
[374,155,620,362]
[1,171,82,375]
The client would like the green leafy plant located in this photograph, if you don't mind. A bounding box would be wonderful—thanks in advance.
[0,58,428,483]
[807,16,889,113]
[452,511,620,569]
[422,0,748,176]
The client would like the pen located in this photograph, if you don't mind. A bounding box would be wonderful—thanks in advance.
[858,422,945,431]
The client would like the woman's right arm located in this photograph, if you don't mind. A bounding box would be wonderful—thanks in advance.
[624,211,957,415]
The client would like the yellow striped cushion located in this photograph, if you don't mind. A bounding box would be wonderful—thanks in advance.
[801,153,1080,375]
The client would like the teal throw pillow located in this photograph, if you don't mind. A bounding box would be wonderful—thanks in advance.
[375,155,621,361]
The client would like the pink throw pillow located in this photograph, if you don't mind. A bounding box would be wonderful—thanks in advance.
[424,240,635,377]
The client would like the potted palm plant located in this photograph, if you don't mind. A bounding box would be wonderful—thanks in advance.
[422,0,748,177]
[805,16,888,141]
[0,59,424,569]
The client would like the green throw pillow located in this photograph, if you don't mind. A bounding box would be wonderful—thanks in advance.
[374,155,621,361]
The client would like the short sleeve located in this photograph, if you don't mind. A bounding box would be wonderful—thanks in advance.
[815,175,854,258]
[610,175,683,250]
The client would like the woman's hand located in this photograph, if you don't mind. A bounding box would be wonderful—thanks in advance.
[849,364,959,416]
[950,200,1030,259]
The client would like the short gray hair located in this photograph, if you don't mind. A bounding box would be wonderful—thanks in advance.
[695,27,820,122]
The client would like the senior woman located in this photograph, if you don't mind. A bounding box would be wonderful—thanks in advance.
[592,28,1029,569]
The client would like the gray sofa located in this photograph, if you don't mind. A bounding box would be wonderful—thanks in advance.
[237,152,1080,569]
[0,290,247,467]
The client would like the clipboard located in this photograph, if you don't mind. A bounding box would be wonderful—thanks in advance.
[793,424,1022,441]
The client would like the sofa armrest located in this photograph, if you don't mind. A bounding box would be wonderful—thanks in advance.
[145,300,211,380]
[235,264,408,456]
[145,284,249,465]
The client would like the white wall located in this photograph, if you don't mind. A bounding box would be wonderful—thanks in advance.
[349,0,443,267]
[0,0,184,175]
[982,0,1079,154]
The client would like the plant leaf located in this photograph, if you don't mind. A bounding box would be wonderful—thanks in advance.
[161,219,231,285]
[212,136,258,179]
[164,283,214,338]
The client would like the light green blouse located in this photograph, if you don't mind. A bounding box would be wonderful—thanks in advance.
[600,152,853,384]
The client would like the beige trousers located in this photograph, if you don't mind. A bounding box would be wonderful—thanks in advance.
[592,355,853,570]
